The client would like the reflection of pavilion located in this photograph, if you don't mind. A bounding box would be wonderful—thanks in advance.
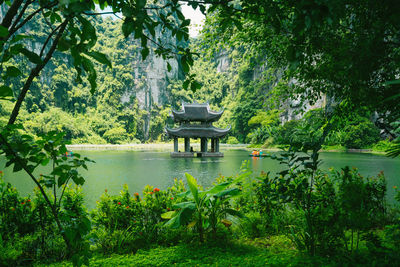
[165,102,230,158]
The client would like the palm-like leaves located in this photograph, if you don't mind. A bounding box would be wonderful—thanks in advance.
[162,168,252,241]
[386,121,400,158]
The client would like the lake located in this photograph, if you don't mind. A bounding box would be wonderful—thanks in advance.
[2,149,400,209]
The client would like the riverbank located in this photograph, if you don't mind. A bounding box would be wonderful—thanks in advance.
[248,144,387,155]
[66,143,387,155]
[66,143,250,151]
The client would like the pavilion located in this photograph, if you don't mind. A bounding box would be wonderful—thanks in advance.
[165,102,230,157]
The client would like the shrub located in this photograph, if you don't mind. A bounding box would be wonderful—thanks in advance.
[342,119,380,149]
[227,136,240,144]
[91,182,185,254]
[0,172,90,264]
[372,140,392,152]
[255,149,389,256]
[103,127,129,144]
[0,173,36,241]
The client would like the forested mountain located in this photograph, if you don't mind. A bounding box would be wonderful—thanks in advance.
[0,12,183,144]
[0,8,387,149]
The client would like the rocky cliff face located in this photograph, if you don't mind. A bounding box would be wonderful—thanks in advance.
[121,26,184,140]
[1,3,185,141]
[215,51,326,123]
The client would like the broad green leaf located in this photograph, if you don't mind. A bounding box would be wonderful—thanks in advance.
[172,201,196,210]
[11,34,32,44]
[215,188,241,198]
[181,19,191,27]
[137,0,146,9]
[386,143,400,158]
[12,162,22,172]
[225,208,245,219]
[205,182,231,195]
[167,62,172,72]
[161,210,176,219]
[0,85,13,97]
[164,212,181,228]
[0,25,8,37]
[58,174,69,187]
[176,190,191,199]
[5,66,22,77]
[82,57,97,92]
[385,79,400,85]
[141,47,149,60]
[40,158,50,166]
[185,173,199,205]
[122,18,134,38]
[181,60,189,73]
[84,51,112,68]
[146,22,155,37]
[20,48,42,64]
[77,15,97,48]
[164,206,195,228]
[183,79,190,89]
[176,9,185,20]
[57,38,71,51]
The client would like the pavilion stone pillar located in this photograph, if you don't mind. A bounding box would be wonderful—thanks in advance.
[174,137,178,152]
[184,138,190,152]
[215,138,220,152]
[211,138,215,152]
[201,138,208,152]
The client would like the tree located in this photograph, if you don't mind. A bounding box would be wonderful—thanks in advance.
[0,0,197,262]
[196,0,400,156]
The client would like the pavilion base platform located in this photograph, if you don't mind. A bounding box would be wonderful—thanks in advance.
[197,152,223,158]
[170,152,224,158]
[171,152,195,158]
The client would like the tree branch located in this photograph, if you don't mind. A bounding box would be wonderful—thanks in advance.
[8,19,69,125]
[0,132,71,251]
[41,9,56,32]
[0,0,24,29]
[9,2,57,38]
[9,0,33,34]
[39,22,63,58]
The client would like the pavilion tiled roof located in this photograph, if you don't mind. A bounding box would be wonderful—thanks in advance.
[171,102,224,122]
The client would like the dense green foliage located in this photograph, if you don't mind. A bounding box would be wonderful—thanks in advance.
[0,171,90,265]
[1,1,400,266]
[1,159,400,266]
[45,242,331,267]
[1,4,397,149]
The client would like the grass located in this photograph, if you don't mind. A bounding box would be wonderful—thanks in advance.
[40,238,337,267]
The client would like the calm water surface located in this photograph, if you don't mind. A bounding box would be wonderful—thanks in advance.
[2,150,400,209]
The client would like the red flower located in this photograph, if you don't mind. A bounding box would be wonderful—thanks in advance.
[126,206,130,209]
[154,188,160,192]
[105,189,108,193]
[149,191,154,195]
[134,192,139,196]
[117,202,121,205]
[27,199,31,203]
[21,202,25,205]
[170,197,174,200]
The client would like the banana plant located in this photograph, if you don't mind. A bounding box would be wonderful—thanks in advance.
[162,167,251,242]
